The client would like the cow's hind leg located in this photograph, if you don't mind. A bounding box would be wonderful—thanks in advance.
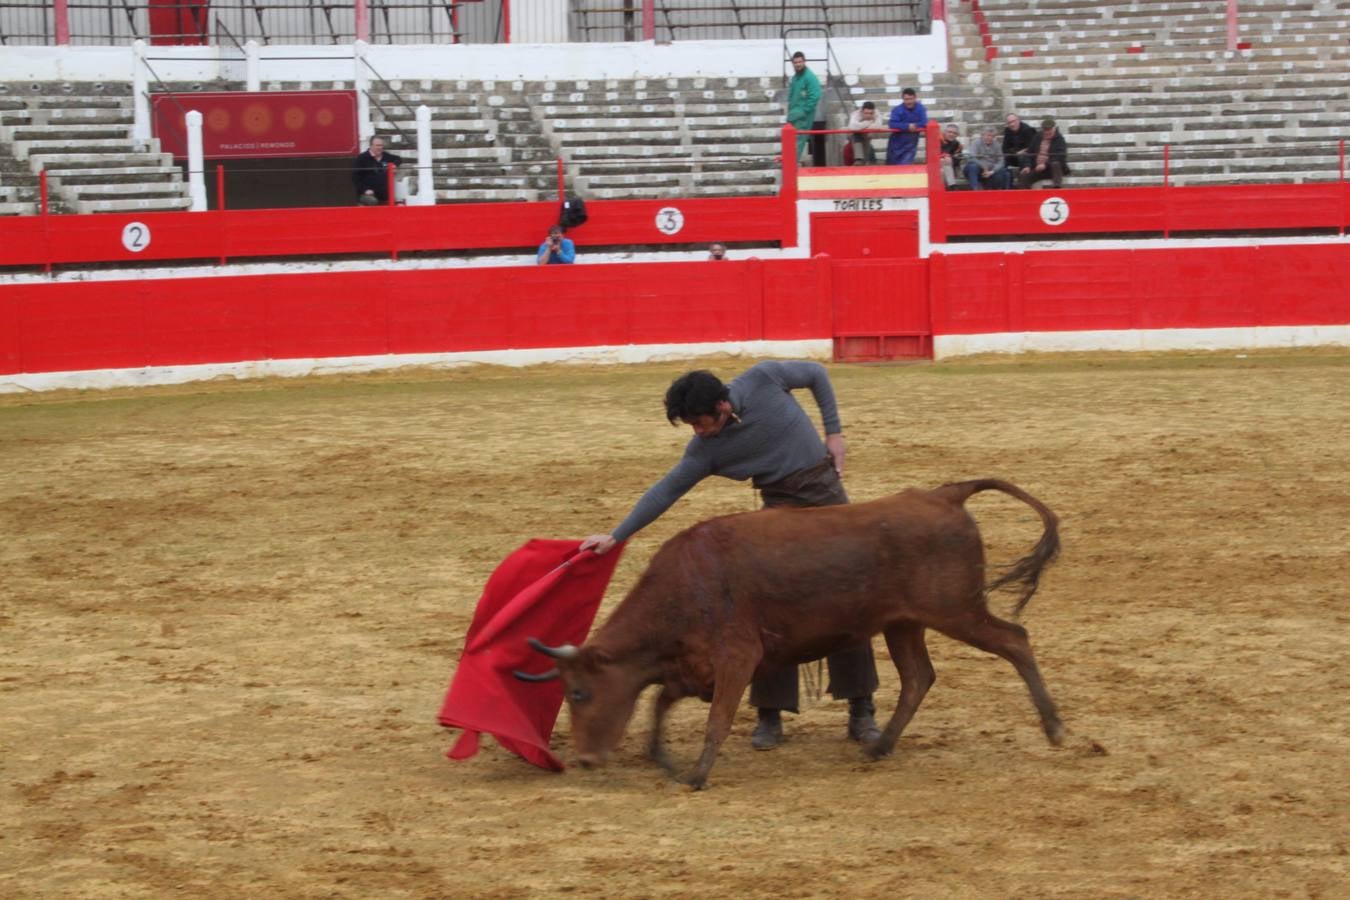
[866,620,936,760]
[681,655,758,791]
[648,686,679,773]
[942,613,1064,745]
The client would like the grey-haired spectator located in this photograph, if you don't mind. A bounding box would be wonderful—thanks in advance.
[964,127,1010,190]
[939,123,963,189]
[1002,113,1036,182]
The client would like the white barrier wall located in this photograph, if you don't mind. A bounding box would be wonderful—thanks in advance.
[509,0,571,43]
[0,33,948,83]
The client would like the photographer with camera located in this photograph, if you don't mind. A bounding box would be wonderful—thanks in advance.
[536,224,576,266]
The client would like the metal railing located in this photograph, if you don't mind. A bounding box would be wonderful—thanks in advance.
[572,0,929,43]
[0,0,497,45]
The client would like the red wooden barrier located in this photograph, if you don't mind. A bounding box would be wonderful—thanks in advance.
[0,196,787,269]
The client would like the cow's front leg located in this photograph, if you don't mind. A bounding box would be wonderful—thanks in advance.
[648,686,679,773]
[682,656,757,791]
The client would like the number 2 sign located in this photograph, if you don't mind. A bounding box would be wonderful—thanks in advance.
[121,222,151,253]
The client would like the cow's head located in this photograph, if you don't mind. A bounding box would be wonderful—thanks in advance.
[516,638,644,769]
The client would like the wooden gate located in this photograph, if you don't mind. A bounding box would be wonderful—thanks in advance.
[810,211,931,361]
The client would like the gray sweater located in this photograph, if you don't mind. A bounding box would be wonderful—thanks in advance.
[611,360,841,542]
[967,135,1005,173]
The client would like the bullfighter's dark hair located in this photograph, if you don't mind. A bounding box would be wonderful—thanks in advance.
[665,370,729,424]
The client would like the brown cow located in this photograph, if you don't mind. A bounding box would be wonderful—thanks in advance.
[517,478,1064,790]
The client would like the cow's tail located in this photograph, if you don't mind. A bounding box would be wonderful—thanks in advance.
[936,479,1060,617]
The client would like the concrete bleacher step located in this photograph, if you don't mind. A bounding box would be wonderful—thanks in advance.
[76,196,192,213]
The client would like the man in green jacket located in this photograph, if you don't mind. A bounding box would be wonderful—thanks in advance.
[786,51,822,164]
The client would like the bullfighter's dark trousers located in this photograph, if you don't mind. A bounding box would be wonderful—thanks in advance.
[748,457,881,713]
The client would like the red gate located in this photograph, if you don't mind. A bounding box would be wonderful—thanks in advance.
[811,211,931,361]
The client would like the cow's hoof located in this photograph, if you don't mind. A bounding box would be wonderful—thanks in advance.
[679,772,707,791]
[862,739,892,761]
[1046,721,1066,747]
[649,749,676,773]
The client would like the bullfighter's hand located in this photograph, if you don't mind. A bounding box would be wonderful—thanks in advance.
[825,433,847,476]
[581,534,617,555]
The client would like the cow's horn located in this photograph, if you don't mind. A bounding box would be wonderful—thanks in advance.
[512,667,560,682]
[527,637,579,659]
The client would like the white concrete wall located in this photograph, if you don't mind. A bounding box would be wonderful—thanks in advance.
[0,34,948,83]
[509,0,570,43]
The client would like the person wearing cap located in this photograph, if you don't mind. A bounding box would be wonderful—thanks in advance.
[846,100,880,165]
[1018,118,1070,189]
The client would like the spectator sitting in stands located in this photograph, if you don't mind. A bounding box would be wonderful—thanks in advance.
[1002,113,1036,184]
[353,135,402,205]
[708,242,727,261]
[939,123,964,189]
[846,101,880,165]
[1018,118,1070,189]
[537,225,576,265]
[886,88,928,165]
[964,127,1010,190]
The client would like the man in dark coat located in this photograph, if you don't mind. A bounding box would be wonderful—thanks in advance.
[352,135,402,204]
[1018,118,1070,189]
[1002,113,1036,183]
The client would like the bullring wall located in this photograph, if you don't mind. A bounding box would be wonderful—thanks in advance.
[3,239,1348,392]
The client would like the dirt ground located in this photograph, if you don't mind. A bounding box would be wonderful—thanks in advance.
[1,350,1347,898]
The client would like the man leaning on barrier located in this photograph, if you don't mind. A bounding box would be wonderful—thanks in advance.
[353,135,402,205]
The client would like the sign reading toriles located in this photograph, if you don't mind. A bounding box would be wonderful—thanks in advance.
[152,90,359,160]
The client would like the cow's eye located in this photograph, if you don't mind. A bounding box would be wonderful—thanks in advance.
[569,688,590,704]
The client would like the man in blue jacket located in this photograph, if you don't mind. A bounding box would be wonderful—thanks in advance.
[536,225,576,265]
[886,87,928,165]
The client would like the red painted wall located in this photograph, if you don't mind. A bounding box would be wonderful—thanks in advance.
[4,242,1349,380]
[0,196,790,270]
[0,259,831,376]
[931,244,1350,335]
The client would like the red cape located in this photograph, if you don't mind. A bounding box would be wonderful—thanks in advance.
[438,539,624,771]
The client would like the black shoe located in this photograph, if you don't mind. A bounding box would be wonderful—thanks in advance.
[847,696,881,744]
[751,708,783,751]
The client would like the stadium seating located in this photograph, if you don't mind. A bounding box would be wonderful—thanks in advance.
[0,81,189,213]
[951,0,1350,186]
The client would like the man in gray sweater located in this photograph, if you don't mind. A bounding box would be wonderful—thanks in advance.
[581,360,881,750]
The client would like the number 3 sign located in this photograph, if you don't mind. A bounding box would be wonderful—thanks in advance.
[655,207,684,235]
[1039,197,1069,227]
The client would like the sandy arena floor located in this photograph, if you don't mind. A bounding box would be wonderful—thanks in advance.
[1,350,1347,898]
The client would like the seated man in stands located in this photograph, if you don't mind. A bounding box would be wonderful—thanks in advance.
[537,225,576,265]
[1002,113,1036,184]
[939,123,964,189]
[1018,118,1070,189]
[964,127,1010,190]
[353,135,402,205]
[846,100,880,165]
[886,88,928,165]
[708,242,728,261]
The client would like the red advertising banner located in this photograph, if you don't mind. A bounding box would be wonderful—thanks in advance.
[152,90,359,159]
